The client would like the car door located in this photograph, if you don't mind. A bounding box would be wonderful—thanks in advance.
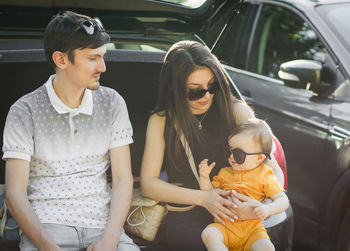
[212,1,333,241]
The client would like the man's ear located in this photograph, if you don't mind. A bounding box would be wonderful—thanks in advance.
[52,51,68,70]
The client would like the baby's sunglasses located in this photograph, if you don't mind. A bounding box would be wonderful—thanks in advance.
[228,147,271,164]
[74,17,105,35]
[187,82,219,101]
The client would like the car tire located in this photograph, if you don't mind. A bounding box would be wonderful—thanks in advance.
[336,209,350,251]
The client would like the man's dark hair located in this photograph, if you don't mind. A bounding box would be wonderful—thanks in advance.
[44,10,110,69]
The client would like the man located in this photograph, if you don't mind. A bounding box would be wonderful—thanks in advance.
[2,11,139,251]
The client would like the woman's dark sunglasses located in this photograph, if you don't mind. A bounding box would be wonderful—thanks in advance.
[228,147,271,164]
[187,82,219,101]
[74,18,105,35]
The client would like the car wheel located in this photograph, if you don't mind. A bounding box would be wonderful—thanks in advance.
[336,209,350,251]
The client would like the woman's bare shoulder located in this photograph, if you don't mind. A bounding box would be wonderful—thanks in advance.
[149,112,166,124]
[147,112,166,133]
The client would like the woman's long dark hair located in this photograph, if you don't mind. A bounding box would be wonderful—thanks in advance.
[153,40,238,170]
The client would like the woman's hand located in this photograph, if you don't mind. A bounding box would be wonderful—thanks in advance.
[228,190,260,220]
[202,189,237,224]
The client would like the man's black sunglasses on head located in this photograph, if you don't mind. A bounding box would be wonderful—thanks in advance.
[74,17,105,35]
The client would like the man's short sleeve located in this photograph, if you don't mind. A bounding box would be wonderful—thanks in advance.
[109,91,133,149]
[2,103,34,161]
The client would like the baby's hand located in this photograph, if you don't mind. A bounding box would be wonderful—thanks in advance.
[253,202,270,221]
[199,159,216,178]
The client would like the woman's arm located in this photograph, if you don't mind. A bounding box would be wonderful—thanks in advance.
[140,113,235,224]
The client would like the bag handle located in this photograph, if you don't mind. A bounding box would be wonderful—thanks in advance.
[174,123,200,184]
[126,206,146,227]
[164,122,199,212]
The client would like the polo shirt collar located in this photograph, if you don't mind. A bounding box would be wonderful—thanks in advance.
[45,75,93,115]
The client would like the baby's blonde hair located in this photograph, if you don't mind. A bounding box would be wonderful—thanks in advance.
[228,119,273,154]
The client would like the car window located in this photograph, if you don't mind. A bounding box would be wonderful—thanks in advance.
[248,4,326,79]
[214,3,257,70]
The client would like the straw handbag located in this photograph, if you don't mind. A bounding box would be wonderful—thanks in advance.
[125,126,199,242]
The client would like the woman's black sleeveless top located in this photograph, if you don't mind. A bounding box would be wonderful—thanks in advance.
[163,104,230,189]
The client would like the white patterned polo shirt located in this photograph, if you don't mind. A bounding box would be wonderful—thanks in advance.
[2,75,133,228]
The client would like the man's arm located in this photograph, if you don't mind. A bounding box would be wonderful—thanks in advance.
[88,145,133,251]
[5,159,60,251]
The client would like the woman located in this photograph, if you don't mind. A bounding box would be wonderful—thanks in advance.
[140,40,283,250]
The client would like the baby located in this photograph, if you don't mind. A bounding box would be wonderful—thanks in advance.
[199,119,289,251]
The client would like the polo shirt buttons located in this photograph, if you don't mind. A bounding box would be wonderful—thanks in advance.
[68,110,79,139]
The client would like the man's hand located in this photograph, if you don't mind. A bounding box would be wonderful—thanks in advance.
[253,202,271,221]
[87,234,118,251]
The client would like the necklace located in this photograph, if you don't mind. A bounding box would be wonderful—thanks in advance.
[197,111,208,130]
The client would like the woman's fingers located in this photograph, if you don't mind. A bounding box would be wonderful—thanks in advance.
[215,190,237,221]
[213,208,231,225]
[215,188,231,197]
[213,213,225,225]
[232,190,256,203]
[220,203,237,221]
[204,190,237,223]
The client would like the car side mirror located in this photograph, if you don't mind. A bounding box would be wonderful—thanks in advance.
[278,59,322,91]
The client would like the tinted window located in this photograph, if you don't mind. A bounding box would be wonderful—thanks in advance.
[214,3,257,69]
[248,4,326,79]
[204,2,237,49]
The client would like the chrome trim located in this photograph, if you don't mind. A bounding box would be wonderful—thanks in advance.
[329,125,350,140]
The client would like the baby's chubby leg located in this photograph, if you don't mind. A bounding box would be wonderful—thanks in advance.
[201,226,228,251]
[250,238,275,251]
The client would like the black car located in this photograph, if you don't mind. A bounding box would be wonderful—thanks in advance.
[203,0,350,250]
[0,0,293,250]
